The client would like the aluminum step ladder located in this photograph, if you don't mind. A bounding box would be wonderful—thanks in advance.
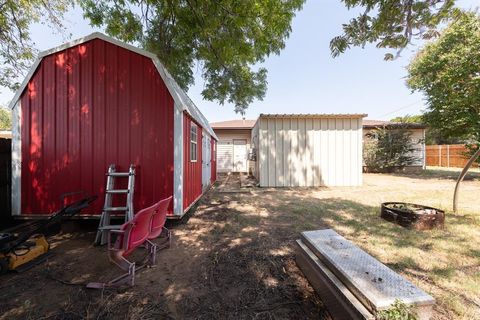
[94,164,135,245]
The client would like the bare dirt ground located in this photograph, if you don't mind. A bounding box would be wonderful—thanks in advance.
[0,170,479,319]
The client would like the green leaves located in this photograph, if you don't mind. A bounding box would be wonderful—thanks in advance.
[376,299,417,320]
[78,0,460,113]
[0,0,70,94]
[0,1,460,112]
[80,0,304,114]
[407,11,480,143]
[364,126,417,172]
[0,107,12,130]
[331,0,456,60]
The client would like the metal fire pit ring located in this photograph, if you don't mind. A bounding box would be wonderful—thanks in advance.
[381,202,445,230]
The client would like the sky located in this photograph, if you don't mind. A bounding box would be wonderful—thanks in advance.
[1,0,478,122]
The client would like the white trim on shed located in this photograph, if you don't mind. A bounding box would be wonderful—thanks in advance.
[11,100,21,216]
[173,103,184,215]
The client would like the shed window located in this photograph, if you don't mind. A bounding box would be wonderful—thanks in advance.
[190,123,198,162]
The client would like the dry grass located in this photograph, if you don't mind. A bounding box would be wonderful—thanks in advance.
[1,169,478,319]
[238,170,480,319]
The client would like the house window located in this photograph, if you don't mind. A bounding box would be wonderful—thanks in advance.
[190,123,198,162]
[213,142,216,161]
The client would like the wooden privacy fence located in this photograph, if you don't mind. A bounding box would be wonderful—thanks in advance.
[426,144,479,168]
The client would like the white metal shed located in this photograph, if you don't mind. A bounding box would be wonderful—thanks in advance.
[252,114,366,187]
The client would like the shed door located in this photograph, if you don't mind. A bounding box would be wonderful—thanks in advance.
[218,140,233,172]
[233,139,248,172]
[202,133,211,189]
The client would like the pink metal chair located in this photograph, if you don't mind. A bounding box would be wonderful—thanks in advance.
[86,201,159,289]
[147,196,172,264]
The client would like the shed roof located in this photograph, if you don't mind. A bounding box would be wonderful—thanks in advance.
[259,113,368,119]
[7,32,217,140]
[363,119,427,129]
[210,119,257,129]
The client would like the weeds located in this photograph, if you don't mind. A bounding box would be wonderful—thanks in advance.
[376,300,417,320]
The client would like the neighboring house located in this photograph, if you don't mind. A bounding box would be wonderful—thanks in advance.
[8,32,217,219]
[210,119,256,173]
[363,120,427,169]
[213,114,366,187]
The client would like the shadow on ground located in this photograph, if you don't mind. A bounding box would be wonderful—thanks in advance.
[0,188,333,319]
[1,174,478,319]
[390,168,480,181]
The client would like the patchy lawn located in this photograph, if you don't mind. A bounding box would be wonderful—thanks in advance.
[0,169,478,319]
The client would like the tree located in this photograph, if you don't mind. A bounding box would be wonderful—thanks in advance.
[390,114,423,124]
[79,0,459,114]
[407,11,480,144]
[0,1,70,93]
[80,0,304,114]
[331,0,456,61]
[364,127,416,172]
[0,1,462,112]
[0,107,11,130]
[390,114,470,144]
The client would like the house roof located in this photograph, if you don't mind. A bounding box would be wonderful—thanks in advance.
[210,119,257,129]
[363,119,427,129]
[7,32,217,140]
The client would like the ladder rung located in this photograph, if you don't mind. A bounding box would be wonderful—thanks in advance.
[106,189,129,194]
[99,225,122,230]
[95,164,135,245]
[104,207,128,212]
[107,172,131,177]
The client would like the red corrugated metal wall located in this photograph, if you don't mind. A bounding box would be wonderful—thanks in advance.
[211,139,217,183]
[183,113,202,210]
[20,39,174,215]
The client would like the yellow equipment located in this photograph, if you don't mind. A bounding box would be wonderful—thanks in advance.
[0,235,50,273]
[0,195,97,274]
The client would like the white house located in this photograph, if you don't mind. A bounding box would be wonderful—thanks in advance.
[363,120,427,170]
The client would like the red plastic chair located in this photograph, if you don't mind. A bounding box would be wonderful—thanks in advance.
[86,201,159,289]
[148,196,172,264]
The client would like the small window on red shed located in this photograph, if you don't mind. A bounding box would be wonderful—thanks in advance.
[190,123,198,162]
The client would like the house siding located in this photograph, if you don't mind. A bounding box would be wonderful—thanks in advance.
[214,129,252,173]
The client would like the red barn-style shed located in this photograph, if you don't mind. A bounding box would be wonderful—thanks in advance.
[9,33,217,218]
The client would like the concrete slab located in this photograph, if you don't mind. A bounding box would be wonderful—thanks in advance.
[301,229,435,318]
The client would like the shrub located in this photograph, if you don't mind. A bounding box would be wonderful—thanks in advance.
[376,300,417,320]
[0,108,11,130]
[464,143,480,165]
[364,127,416,173]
